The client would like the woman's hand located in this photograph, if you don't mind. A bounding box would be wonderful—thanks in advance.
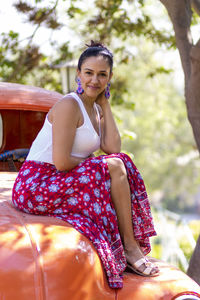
[95,90,121,155]
[95,89,108,107]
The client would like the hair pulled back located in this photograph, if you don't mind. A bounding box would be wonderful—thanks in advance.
[78,40,113,73]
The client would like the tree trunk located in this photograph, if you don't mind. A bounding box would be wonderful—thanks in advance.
[160,0,200,285]
[187,39,200,151]
[187,236,200,283]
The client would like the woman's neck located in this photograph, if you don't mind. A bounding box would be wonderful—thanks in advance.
[76,92,96,109]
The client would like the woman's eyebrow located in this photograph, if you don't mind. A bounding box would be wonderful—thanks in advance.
[84,68,108,73]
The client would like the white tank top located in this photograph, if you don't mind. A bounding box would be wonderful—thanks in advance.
[26,92,101,164]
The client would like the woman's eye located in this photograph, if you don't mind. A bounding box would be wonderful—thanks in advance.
[86,71,92,75]
[100,73,106,77]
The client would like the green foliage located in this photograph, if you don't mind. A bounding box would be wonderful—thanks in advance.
[67,0,175,48]
[0,30,44,83]
[14,0,62,29]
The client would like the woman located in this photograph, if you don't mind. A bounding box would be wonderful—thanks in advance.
[12,41,159,289]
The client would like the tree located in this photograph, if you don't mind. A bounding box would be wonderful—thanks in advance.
[159,0,200,285]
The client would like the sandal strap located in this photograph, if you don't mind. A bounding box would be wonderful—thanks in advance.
[134,258,147,269]
[134,258,156,275]
[143,266,153,275]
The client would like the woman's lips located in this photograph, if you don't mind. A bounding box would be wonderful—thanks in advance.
[88,86,100,90]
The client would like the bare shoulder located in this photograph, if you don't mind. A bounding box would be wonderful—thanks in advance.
[54,95,79,112]
[48,95,80,122]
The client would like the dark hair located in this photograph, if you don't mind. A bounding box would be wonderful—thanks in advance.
[78,40,113,73]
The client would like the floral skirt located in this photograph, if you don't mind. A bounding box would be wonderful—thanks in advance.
[12,152,156,289]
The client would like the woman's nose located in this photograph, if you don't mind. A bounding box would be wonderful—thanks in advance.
[91,75,98,83]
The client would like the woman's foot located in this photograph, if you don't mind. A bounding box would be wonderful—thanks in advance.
[125,245,159,276]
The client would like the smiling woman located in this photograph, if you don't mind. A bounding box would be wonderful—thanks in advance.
[11,41,160,288]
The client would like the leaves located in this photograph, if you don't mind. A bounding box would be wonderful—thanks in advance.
[14,0,62,29]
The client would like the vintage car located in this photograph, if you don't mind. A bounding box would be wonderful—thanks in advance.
[0,82,200,300]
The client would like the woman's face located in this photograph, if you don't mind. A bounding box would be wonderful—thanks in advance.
[77,55,112,99]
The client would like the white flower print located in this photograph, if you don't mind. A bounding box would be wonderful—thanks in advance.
[93,202,101,215]
[102,216,108,226]
[23,169,30,176]
[83,193,90,201]
[94,188,100,198]
[33,172,40,178]
[79,175,90,184]
[103,230,107,237]
[15,181,22,192]
[83,210,90,217]
[126,161,132,169]
[35,195,44,202]
[115,233,120,240]
[26,177,34,185]
[30,183,38,191]
[107,234,111,242]
[77,166,86,173]
[110,222,114,230]
[40,182,46,188]
[65,188,74,195]
[131,194,136,201]
[106,203,112,212]
[95,172,101,180]
[65,176,73,183]
[28,201,33,209]
[105,180,111,191]
[19,195,24,203]
[67,197,78,206]
[53,198,62,205]
[36,205,47,212]
[91,159,100,163]
[48,184,60,192]
[53,208,63,214]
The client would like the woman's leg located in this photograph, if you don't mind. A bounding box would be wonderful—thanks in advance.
[106,157,159,275]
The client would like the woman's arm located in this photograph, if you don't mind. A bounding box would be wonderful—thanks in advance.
[51,97,85,171]
[96,94,121,154]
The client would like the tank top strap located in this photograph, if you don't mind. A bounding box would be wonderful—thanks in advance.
[70,92,101,137]
[94,103,101,138]
[70,92,89,121]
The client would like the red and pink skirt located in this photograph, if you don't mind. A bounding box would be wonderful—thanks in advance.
[12,152,156,288]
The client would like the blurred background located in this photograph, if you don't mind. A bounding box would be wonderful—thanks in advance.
[0,0,199,275]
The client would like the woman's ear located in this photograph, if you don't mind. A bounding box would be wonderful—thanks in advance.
[76,68,81,79]
[109,72,113,81]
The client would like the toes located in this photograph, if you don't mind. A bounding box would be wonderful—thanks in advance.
[144,260,159,275]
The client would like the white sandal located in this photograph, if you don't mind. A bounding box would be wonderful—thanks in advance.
[126,258,159,277]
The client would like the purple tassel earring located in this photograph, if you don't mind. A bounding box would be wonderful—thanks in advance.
[76,78,84,94]
[105,83,111,99]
